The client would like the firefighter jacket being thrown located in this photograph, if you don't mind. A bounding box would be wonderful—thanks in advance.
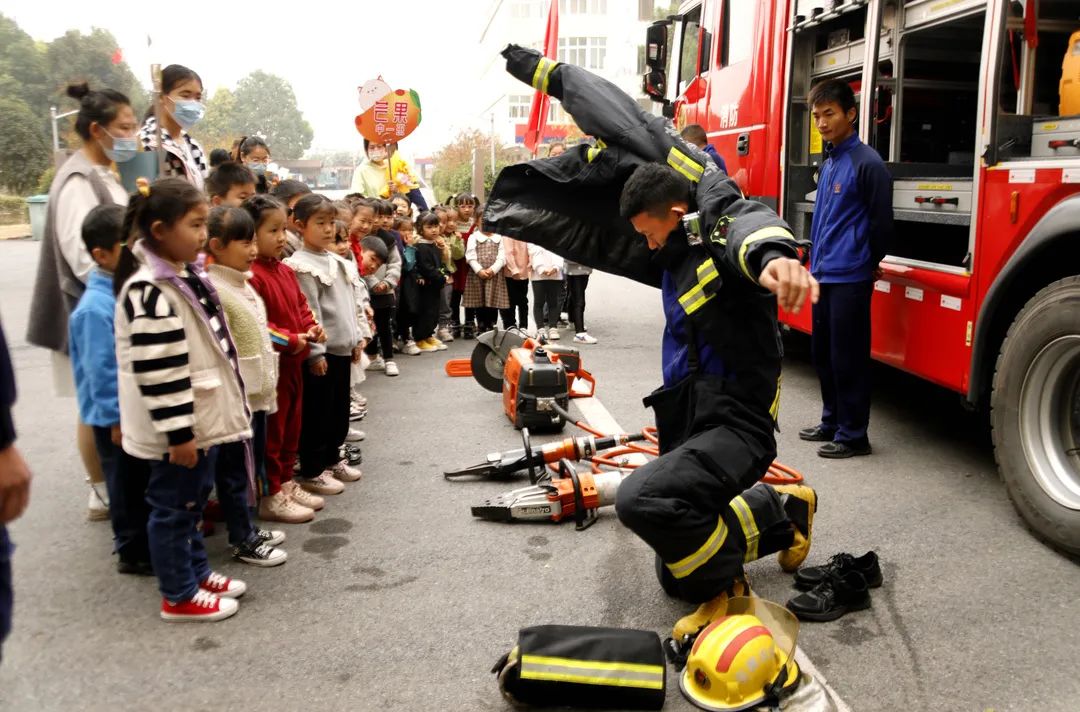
[483,45,802,604]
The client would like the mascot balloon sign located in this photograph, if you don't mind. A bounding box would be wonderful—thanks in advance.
[355,77,422,144]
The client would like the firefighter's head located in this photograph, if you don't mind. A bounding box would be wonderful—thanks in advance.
[808,78,857,146]
[621,163,690,251]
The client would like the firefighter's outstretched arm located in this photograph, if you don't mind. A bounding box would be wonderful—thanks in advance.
[696,173,818,312]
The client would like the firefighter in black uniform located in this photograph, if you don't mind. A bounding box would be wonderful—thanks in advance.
[484,46,820,641]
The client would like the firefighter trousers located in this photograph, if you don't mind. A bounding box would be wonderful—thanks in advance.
[615,425,795,604]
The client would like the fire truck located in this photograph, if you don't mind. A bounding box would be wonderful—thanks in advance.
[642,0,1080,554]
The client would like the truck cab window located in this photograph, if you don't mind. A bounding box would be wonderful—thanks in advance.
[678,6,702,95]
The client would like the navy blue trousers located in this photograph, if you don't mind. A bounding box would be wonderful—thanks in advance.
[1,526,11,661]
[811,280,873,445]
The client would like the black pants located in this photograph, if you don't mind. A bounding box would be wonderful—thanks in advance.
[365,306,395,361]
[811,280,873,445]
[475,307,498,332]
[532,280,563,329]
[566,274,590,334]
[450,290,473,328]
[92,426,151,564]
[415,284,441,341]
[299,354,351,477]
[215,412,266,546]
[501,278,530,329]
[615,375,793,603]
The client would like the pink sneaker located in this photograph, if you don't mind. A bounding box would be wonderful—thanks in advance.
[330,461,362,482]
[283,480,325,511]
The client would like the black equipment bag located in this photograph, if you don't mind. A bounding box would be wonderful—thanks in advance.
[494,625,666,710]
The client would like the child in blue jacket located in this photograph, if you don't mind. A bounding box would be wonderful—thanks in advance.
[69,204,152,575]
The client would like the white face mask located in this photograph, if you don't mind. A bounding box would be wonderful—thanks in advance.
[368,146,388,163]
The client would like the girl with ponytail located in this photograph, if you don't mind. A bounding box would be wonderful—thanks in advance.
[113,177,255,622]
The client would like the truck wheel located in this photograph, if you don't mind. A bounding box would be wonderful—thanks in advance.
[991,276,1080,556]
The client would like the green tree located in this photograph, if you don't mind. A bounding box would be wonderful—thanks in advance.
[432,129,522,202]
[229,71,313,160]
[0,97,51,195]
[194,87,239,154]
[45,28,149,128]
[0,15,49,117]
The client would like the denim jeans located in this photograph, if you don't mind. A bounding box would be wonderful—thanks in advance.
[146,448,217,603]
[92,426,151,563]
[216,413,266,546]
[0,526,12,661]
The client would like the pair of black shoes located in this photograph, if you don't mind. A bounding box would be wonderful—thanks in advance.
[341,444,363,467]
[786,551,882,622]
[798,426,872,459]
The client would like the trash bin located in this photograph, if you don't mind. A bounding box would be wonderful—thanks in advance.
[26,195,48,242]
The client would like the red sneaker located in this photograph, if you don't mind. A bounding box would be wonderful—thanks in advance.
[199,572,247,599]
[160,590,238,622]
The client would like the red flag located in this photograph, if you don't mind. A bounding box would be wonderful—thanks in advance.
[111,48,123,65]
[523,0,559,155]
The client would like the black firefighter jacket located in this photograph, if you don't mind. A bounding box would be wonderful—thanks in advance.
[483,45,800,454]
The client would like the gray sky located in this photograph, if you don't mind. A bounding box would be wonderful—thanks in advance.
[3,0,523,158]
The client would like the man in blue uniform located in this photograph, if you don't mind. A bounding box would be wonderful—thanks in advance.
[799,79,894,459]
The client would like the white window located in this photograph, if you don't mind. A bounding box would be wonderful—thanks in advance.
[508,95,533,120]
[561,0,605,13]
[511,1,535,18]
[548,99,567,123]
[723,0,755,66]
[559,36,606,69]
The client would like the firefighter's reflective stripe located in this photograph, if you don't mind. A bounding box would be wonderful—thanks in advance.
[678,259,720,315]
[531,58,558,94]
[668,146,705,183]
[737,225,795,281]
[587,146,602,162]
[769,376,782,420]
[519,655,666,690]
[729,495,760,562]
[667,515,729,579]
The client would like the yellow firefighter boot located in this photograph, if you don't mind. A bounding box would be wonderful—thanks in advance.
[672,577,752,641]
[774,484,817,573]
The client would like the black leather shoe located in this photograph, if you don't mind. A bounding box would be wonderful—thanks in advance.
[786,570,871,622]
[798,425,835,442]
[117,559,155,576]
[794,551,883,591]
[817,441,872,458]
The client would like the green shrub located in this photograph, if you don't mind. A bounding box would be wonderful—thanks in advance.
[0,195,29,226]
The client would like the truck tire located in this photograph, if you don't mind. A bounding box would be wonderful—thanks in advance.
[991,276,1080,556]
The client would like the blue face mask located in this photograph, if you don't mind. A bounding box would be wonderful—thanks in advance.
[246,162,268,176]
[169,98,205,129]
[100,130,138,163]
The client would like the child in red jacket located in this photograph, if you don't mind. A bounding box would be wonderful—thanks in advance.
[242,196,327,523]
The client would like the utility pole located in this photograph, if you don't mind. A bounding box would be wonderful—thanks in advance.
[490,112,497,175]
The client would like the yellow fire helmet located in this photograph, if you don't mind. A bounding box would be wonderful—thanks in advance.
[679,597,801,712]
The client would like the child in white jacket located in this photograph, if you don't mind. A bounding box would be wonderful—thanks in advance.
[527,243,564,340]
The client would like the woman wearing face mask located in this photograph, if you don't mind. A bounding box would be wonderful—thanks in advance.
[138,64,208,190]
[27,82,134,522]
[235,135,274,194]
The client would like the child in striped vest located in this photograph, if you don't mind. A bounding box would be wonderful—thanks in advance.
[113,178,250,623]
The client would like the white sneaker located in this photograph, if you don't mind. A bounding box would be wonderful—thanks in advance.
[573,332,598,344]
[352,393,367,408]
[346,427,366,443]
[87,483,109,522]
[404,340,421,356]
[367,356,386,371]
[547,327,561,340]
[437,326,454,342]
[385,360,400,377]
[330,460,363,483]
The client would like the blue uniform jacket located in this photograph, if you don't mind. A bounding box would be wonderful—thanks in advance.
[69,268,120,427]
[703,144,728,175]
[809,134,893,283]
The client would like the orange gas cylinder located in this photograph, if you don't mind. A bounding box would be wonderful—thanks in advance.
[1061,30,1080,116]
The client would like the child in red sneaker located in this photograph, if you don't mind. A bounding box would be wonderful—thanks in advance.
[113,178,251,622]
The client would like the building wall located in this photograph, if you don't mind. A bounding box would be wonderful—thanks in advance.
[477,0,656,147]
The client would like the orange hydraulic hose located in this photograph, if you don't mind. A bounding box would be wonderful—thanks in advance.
[553,412,803,485]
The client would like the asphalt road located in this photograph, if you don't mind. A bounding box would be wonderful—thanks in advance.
[0,238,1077,711]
